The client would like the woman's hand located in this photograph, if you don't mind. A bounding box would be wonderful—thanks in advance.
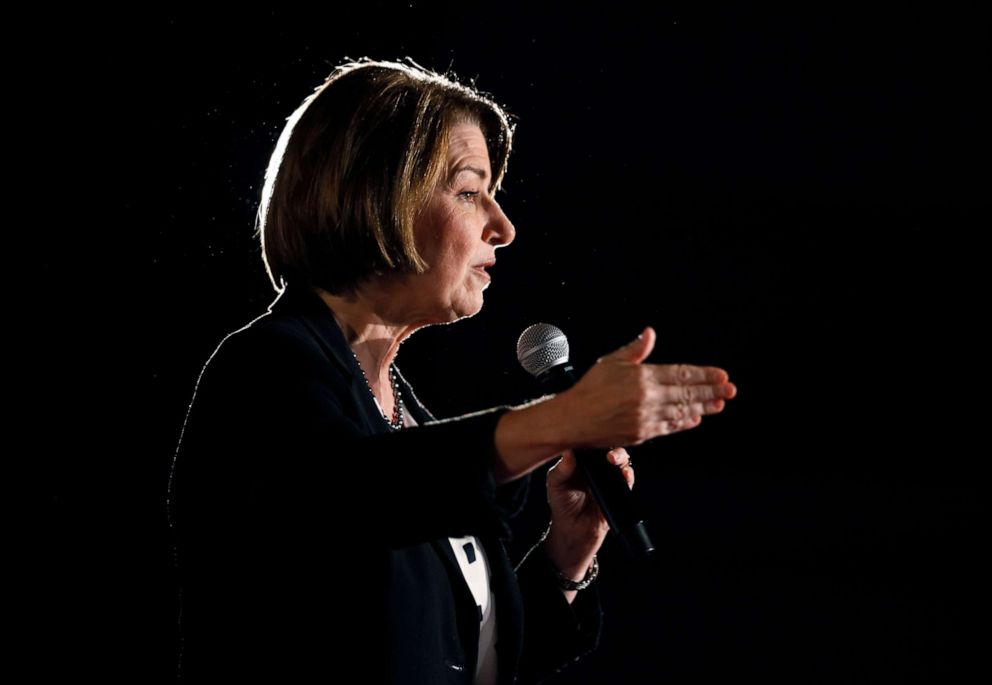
[491,325,737,485]
[542,447,633,603]
[555,326,737,450]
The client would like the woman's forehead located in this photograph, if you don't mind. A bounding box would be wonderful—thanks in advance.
[447,123,490,164]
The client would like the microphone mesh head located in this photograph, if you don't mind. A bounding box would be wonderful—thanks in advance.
[516,323,570,377]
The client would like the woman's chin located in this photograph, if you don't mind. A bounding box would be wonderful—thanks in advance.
[449,297,485,322]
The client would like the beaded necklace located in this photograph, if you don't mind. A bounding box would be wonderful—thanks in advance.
[350,349,404,431]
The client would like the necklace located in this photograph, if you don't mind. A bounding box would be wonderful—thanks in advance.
[350,349,404,431]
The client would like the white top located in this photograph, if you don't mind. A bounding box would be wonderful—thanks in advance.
[374,397,498,685]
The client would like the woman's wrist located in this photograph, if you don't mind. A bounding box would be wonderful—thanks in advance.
[542,531,598,585]
[541,532,598,604]
[491,394,571,485]
[550,554,599,591]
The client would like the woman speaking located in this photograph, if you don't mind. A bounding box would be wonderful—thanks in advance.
[168,57,737,683]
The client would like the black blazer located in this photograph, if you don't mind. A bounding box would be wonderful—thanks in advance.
[168,281,602,683]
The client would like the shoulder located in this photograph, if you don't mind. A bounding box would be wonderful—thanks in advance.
[182,315,348,418]
[206,313,332,376]
[184,312,358,429]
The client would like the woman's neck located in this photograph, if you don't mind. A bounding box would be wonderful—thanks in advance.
[312,284,419,393]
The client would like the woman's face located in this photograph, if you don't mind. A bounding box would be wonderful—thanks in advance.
[404,121,516,323]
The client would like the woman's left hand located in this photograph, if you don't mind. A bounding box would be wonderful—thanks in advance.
[542,447,633,596]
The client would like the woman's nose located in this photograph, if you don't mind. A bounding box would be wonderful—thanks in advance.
[486,199,515,247]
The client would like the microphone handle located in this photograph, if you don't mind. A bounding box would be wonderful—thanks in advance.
[573,448,655,559]
[538,364,655,560]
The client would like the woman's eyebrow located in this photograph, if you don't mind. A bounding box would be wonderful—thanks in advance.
[452,165,490,181]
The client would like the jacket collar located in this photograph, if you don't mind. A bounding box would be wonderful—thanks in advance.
[266,280,357,381]
[264,280,436,427]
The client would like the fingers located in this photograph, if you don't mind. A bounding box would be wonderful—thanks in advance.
[646,366,736,423]
[658,414,702,435]
[607,447,630,467]
[651,363,732,387]
[654,398,726,421]
[608,448,635,490]
[656,379,736,403]
[626,415,700,444]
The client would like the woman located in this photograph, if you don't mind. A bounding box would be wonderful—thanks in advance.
[168,57,736,683]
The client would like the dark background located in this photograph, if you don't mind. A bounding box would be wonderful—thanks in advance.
[41,4,987,682]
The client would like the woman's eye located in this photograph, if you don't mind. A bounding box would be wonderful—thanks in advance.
[458,191,480,201]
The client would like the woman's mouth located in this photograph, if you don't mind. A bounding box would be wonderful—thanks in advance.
[472,259,495,283]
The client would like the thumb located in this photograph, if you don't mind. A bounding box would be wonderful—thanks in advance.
[605,326,656,364]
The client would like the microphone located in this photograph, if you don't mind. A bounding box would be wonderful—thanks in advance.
[517,323,655,560]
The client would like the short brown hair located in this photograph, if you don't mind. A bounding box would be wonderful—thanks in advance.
[256,57,516,295]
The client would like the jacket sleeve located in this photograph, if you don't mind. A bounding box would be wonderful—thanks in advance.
[513,527,604,683]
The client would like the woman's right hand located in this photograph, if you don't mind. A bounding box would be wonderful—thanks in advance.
[554,326,737,450]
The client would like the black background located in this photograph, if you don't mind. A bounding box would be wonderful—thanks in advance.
[41,5,987,682]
